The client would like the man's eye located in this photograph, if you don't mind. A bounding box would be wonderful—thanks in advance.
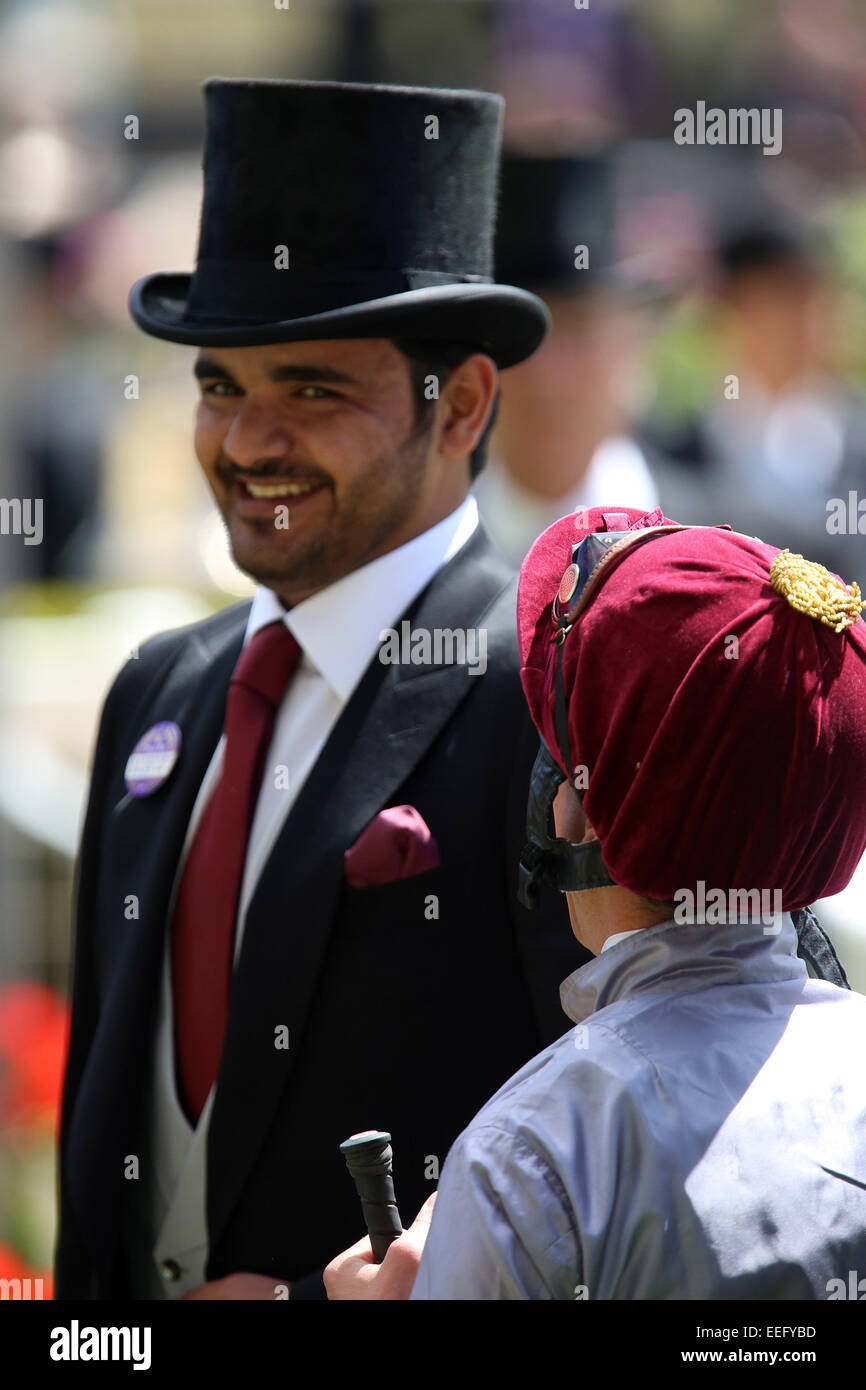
[298,385,335,399]
[202,381,237,396]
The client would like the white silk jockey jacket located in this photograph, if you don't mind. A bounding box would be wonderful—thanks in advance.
[411,913,866,1300]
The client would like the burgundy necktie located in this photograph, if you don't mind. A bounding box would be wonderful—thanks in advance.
[171,620,301,1125]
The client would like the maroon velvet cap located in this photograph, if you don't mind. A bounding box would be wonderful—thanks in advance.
[517,506,866,909]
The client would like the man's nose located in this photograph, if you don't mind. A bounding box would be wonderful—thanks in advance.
[222,398,292,470]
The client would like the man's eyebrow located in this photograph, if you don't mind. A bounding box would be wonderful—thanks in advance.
[193,356,361,387]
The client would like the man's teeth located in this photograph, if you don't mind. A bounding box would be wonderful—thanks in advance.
[244,481,319,498]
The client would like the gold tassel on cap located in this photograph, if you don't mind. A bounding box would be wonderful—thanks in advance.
[770,549,864,633]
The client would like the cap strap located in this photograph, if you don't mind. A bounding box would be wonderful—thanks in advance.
[554,638,575,781]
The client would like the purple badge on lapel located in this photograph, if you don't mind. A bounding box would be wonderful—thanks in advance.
[124,721,182,797]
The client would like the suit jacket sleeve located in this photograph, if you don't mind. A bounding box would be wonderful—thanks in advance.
[54,640,173,1298]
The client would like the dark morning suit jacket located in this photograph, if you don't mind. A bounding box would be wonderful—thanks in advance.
[54,525,590,1299]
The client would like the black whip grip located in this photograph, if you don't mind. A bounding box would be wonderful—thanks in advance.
[340,1130,403,1263]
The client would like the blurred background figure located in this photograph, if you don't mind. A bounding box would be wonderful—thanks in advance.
[8,235,111,584]
[475,151,661,567]
[647,209,866,589]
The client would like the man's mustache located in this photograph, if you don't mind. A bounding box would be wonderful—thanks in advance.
[216,459,333,488]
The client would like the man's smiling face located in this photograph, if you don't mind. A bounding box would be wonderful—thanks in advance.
[193,338,436,607]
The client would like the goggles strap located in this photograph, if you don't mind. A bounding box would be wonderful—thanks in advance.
[554,637,575,780]
[517,739,617,908]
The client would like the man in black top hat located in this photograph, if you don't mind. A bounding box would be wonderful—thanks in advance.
[54,78,592,1301]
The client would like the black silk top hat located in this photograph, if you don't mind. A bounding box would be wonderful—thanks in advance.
[495,150,626,295]
[128,78,549,368]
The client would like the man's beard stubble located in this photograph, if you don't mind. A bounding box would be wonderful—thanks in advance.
[219,416,433,600]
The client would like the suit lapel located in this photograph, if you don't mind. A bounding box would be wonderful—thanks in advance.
[107,607,248,964]
[207,529,515,1251]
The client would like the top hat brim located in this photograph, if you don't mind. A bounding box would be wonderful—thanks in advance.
[128,273,550,369]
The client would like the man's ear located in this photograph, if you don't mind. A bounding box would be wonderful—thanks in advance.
[435,353,498,461]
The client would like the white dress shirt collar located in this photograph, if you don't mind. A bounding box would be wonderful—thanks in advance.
[600,928,645,954]
[243,495,479,702]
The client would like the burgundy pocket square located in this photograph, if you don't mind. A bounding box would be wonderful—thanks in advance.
[344,806,440,888]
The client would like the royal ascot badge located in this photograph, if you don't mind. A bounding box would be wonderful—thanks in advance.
[124,721,182,797]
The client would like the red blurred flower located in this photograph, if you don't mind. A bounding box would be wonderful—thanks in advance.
[0,1239,28,1280]
[0,982,69,1132]
[0,1243,53,1298]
